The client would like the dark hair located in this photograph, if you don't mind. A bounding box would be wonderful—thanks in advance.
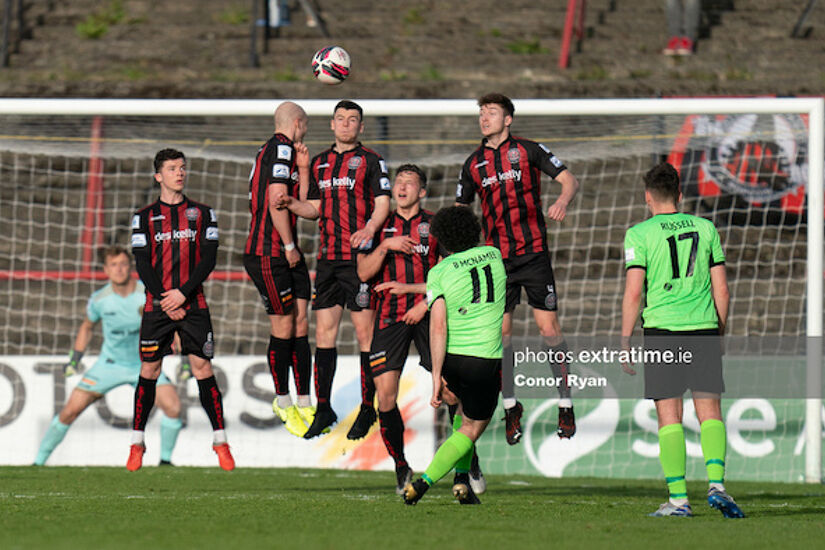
[153,148,185,173]
[643,162,681,205]
[395,163,427,189]
[431,206,481,254]
[478,92,514,118]
[333,99,363,119]
[100,244,132,264]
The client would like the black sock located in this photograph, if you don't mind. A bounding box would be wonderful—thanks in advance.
[292,335,311,396]
[268,335,293,396]
[360,351,375,406]
[314,347,337,406]
[197,375,225,430]
[379,407,407,469]
[133,376,157,431]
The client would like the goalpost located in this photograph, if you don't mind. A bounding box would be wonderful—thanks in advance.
[0,97,821,480]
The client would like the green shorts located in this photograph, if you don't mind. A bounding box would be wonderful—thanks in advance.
[76,357,173,394]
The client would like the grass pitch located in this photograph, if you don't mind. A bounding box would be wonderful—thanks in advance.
[2,467,824,550]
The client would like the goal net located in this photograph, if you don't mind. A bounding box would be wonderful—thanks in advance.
[0,98,821,481]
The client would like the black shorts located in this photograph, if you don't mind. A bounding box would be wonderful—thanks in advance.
[312,259,373,311]
[441,353,501,421]
[503,251,558,313]
[643,328,725,400]
[369,317,431,377]
[140,308,214,362]
[243,254,311,315]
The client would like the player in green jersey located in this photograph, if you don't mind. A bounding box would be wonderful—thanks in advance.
[403,206,506,506]
[34,246,182,466]
[621,162,744,518]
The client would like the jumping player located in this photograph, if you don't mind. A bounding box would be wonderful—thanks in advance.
[456,92,580,445]
[244,101,314,438]
[622,162,743,518]
[403,206,506,506]
[34,245,182,466]
[128,148,234,471]
[281,100,391,439]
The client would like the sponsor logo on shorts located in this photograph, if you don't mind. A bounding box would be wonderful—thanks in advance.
[348,156,362,169]
[355,283,371,308]
[545,284,557,310]
[203,332,214,358]
[369,352,387,367]
[185,207,200,221]
[277,144,292,160]
[140,339,159,353]
[507,148,520,163]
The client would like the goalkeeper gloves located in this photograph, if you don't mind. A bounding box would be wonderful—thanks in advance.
[64,350,84,377]
[177,354,192,382]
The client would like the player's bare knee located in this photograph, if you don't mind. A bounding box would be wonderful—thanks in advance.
[189,355,213,379]
[140,361,162,379]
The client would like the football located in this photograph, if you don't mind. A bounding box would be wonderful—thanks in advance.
[311,46,351,85]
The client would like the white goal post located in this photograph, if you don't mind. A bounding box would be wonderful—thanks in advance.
[0,96,821,481]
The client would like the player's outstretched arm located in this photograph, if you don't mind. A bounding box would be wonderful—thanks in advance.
[546,170,580,222]
[710,264,730,336]
[429,298,447,408]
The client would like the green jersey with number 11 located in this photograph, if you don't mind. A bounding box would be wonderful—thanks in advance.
[426,245,506,359]
[624,212,725,331]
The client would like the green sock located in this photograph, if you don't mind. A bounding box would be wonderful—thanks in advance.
[700,419,726,486]
[658,423,687,501]
[451,414,473,473]
[34,416,70,465]
[423,431,473,486]
[160,415,183,463]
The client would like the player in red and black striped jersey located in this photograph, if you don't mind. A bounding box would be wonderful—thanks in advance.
[457,93,581,444]
[356,164,438,493]
[243,101,315,438]
[281,100,391,439]
[128,148,234,472]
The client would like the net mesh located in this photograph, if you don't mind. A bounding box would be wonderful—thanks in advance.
[0,106,813,479]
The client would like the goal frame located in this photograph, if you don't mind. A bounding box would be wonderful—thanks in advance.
[1,96,822,482]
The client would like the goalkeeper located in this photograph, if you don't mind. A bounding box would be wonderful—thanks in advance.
[402,206,506,506]
[34,246,183,466]
[621,162,744,518]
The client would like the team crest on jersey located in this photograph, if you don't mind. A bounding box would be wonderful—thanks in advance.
[544,285,557,310]
[355,283,371,308]
[507,148,520,163]
[185,207,200,221]
[348,156,362,169]
[417,222,429,239]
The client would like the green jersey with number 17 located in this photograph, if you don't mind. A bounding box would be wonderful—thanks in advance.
[624,212,725,331]
[426,245,506,359]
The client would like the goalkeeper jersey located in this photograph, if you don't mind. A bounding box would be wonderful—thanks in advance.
[86,282,145,368]
[426,245,506,359]
[624,212,725,331]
